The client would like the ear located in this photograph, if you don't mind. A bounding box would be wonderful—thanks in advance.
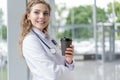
[27,14,30,20]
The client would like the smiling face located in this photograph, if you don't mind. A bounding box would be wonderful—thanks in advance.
[28,3,50,32]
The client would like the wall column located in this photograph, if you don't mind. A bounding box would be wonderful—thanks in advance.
[7,0,28,80]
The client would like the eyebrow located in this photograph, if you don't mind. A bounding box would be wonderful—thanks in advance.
[33,9,49,12]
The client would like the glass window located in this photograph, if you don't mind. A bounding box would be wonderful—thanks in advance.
[55,0,120,80]
[0,0,8,80]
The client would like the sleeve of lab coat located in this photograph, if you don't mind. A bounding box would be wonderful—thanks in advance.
[22,34,74,80]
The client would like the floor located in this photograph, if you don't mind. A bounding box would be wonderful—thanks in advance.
[1,58,120,80]
[73,60,120,80]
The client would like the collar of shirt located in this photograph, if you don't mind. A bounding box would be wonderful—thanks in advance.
[32,27,50,40]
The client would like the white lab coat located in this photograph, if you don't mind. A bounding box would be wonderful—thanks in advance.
[22,27,75,80]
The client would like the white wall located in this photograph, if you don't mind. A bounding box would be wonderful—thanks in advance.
[7,0,28,80]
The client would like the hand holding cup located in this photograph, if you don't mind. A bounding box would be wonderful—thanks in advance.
[61,37,74,64]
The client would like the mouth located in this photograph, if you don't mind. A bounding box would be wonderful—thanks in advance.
[37,21,45,24]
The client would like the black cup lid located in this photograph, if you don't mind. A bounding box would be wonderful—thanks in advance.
[61,37,72,41]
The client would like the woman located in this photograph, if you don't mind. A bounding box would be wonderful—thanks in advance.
[19,0,75,80]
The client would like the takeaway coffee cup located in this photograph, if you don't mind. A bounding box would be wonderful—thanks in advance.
[61,37,72,56]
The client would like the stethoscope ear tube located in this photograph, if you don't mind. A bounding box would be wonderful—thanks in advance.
[32,29,56,54]
[32,30,51,49]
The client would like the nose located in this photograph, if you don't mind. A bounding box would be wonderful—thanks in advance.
[39,13,44,18]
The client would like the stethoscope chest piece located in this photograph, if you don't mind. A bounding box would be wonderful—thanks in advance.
[50,48,56,54]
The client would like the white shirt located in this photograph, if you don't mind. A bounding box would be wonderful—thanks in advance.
[22,27,75,80]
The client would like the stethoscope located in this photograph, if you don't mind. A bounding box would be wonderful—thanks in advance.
[32,29,57,54]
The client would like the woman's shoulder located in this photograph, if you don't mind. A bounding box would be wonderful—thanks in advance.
[23,32,37,44]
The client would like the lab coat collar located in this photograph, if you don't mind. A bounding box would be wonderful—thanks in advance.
[32,27,50,40]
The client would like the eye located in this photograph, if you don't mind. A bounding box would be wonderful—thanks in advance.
[34,11,39,14]
[43,12,49,16]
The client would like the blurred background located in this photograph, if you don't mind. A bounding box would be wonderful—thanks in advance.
[0,0,120,80]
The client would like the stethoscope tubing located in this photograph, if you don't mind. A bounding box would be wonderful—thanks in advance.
[32,29,51,49]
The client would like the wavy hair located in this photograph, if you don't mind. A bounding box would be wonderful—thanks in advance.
[19,0,51,54]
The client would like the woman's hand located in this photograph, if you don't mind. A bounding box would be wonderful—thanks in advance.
[65,45,74,64]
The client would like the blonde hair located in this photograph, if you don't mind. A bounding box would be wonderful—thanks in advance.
[19,0,51,54]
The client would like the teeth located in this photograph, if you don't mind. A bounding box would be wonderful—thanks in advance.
[37,21,44,24]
